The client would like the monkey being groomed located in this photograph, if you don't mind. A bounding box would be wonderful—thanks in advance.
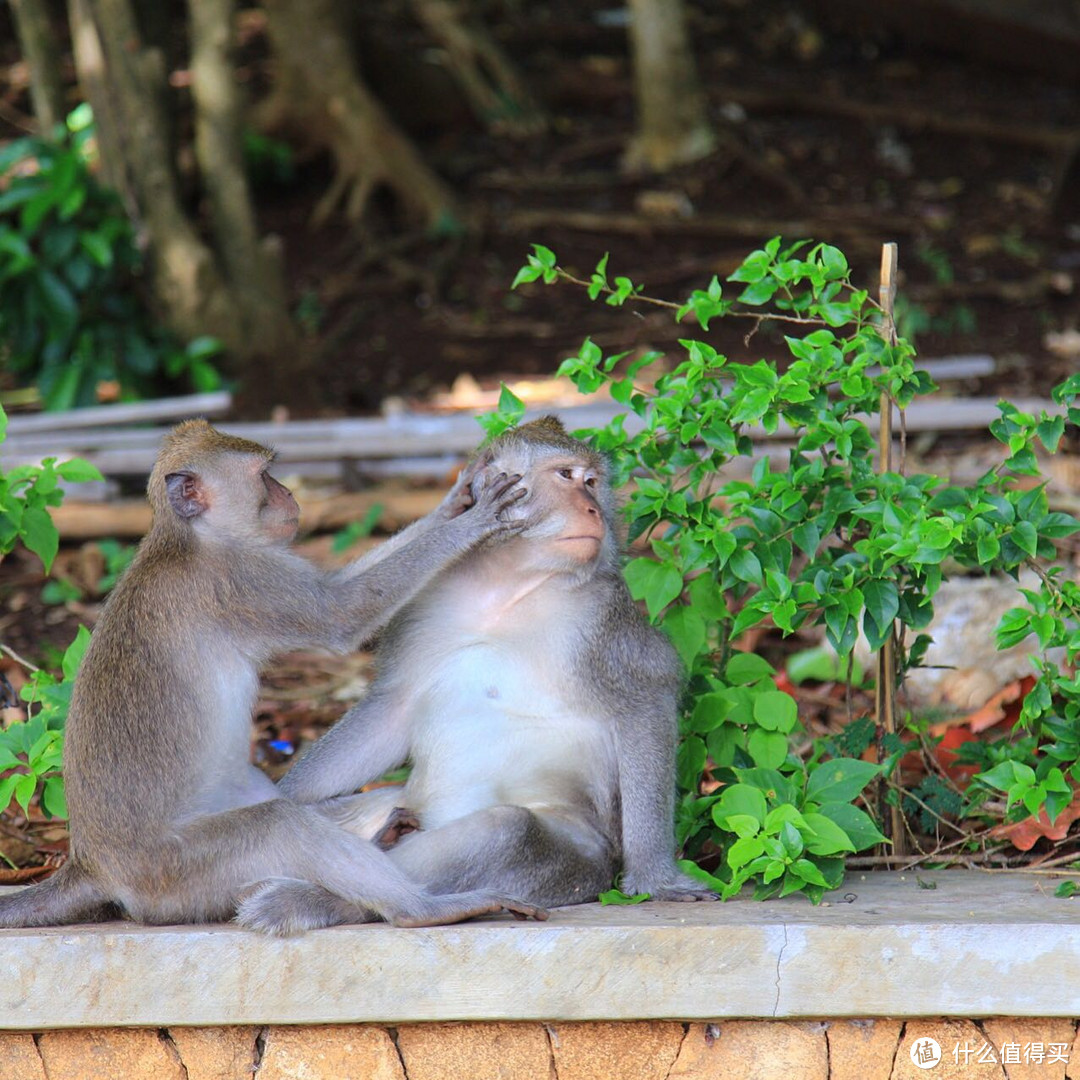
[0,420,548,935]
[279,417,717,911]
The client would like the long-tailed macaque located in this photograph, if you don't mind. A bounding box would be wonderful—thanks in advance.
[0,420,547,934]
[278,417,716,910]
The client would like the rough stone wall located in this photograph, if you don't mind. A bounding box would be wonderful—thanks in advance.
[1,1018,1078,1079]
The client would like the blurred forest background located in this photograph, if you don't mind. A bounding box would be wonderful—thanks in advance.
[3,0,1080,878]
[2,0,1079,417]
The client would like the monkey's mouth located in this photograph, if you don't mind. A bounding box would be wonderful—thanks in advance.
[560,535,603,544]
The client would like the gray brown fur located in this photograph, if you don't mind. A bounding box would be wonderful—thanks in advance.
[0,420,546,934]
[279,417,716,909]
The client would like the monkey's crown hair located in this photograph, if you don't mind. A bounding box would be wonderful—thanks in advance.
[490,415,605,469]
[148,420,275,512]
[160,419,274,463]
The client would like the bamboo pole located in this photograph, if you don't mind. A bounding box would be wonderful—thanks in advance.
[876,242,906,856]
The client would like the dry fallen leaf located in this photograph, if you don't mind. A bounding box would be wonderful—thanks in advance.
[991,792,1080,852]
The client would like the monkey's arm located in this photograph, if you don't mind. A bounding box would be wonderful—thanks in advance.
[339,455,488,577]
[279,689,410,803]
[322,470,524,648]
[227,472,523,654]
[593,607,718,902]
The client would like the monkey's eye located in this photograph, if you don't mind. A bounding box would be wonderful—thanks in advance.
[585,475,598,489]
[557,467,574,480]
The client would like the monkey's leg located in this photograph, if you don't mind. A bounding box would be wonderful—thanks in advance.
[388,805,618,909]
[0,861,116,928]
[130,799,544,934]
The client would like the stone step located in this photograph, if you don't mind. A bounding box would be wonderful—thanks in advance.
[2,870,1079,1030]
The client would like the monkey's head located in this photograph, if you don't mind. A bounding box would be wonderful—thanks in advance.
[148,420,300,547]
[480,417,615,571]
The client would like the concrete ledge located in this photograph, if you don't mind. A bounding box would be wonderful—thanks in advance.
[3,871,1080,1029]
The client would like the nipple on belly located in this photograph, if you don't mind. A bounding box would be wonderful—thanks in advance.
[486,685,500,700]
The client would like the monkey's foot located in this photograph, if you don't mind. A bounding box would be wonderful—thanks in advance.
[374,807,421,851]
[235,878,374,936]
[621,871,721,903]
[391,892,549,928]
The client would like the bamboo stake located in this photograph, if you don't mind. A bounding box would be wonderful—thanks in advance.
[876,242,906,857]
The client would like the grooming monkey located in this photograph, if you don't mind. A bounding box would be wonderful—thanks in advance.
[279,417,716,909]
[0,420,547,934]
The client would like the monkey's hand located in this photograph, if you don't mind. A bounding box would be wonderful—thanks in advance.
[374,807,421,851]
[621,866,720,903]
[437,452,493,520]
[450,470,528,543]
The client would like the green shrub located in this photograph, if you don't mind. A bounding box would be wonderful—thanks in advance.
[0,401,99,821]
[503,239,1080,901]
[0,105,222,409]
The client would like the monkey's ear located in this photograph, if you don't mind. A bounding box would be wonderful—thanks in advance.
[165,471,208,519]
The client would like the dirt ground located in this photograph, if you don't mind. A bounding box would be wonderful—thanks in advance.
[258,0,1080,411]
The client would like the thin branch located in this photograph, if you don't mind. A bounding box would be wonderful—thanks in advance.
[553,268,831,328]
[0,643,40,674]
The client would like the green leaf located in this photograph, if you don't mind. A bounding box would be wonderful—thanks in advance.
[791,858,830,887]
[801,812,857,855]
[728,836,766,870]
[662,606,707,667]
[792,520,820,557]
[1037,415,1065,452]
[14,772,36,815]
[729,548,763,585]
[55,458,104,483]
[510,264,541,289]
[686,575,727,620]
[862,579,899,634]
[714,783,768,828]
[786,645,863,686]
[41,776,67,819]
[61,626,92,681]
[676,859,725,895]
[816,802,887,851]
[19,506,60,572]
[726,652,775,684]
[737,768,797,806]
[36,268,78,325]
[752,690,798,733]
[1009,520,1038,558]
[676,735,706,792]
[624,557,684,619]
[748,728,788,769]
[738,279,779,305]
[78,231,113,268]
[806,759,880,804]
[599,888,650,905]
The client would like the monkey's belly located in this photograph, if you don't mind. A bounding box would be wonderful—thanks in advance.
[407,666,608,830]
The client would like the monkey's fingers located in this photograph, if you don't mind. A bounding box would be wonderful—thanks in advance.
[374,808,422,851]
[484,471,524,501]
[505,901,549,921]
[391,892,548,927]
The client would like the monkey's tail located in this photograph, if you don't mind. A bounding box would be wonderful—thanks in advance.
[0,862,113,928]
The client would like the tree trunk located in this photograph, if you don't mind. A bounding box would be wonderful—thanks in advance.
[408,0,545,137]
[67,0,127,193]
[623,0,715,173]
[82,0,233,344]
[188,0,301,367]
[9,0,67,134]
[70,0,314,413]
[261,0,460,229]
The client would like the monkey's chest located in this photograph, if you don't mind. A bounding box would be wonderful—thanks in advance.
[406,643,605,822]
